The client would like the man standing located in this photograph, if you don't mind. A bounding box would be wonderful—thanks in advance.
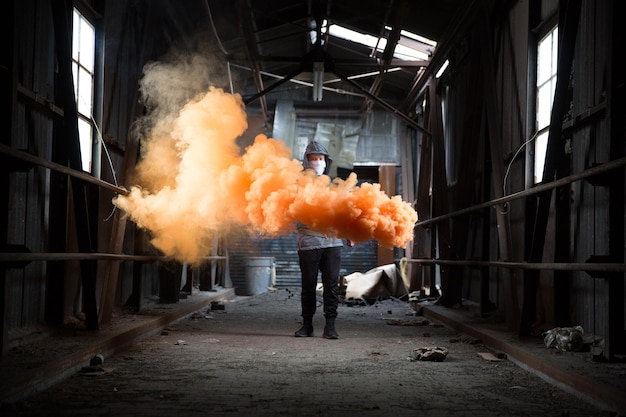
[294,141,353,339]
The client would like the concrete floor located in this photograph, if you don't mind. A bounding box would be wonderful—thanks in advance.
[0,287,624,416]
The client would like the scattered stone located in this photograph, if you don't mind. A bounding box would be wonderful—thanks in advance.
[408,346,449,362]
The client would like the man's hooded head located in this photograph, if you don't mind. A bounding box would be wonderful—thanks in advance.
[302,141,332,176]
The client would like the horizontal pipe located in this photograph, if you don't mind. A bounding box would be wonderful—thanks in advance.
[249,55,429,68]
[0,143,128,195]
[415,156,626,228]
[0,253,227,262]
[405,258,626,273]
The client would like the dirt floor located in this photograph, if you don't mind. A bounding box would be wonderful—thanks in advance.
[0,287,621,417]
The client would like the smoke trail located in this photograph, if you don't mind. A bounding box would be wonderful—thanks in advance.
[114,79,417,265]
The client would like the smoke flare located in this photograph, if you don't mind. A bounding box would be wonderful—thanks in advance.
[113,87,417,264]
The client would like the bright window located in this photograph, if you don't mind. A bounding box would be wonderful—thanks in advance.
[534,26,558,183]
[72,9,95,172]
[313,20,435,62]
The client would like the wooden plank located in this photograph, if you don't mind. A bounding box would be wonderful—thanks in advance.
[97,106,140,324]
[477,351,502,362]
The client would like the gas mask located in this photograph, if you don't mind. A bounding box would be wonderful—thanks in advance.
[308,159,326,176]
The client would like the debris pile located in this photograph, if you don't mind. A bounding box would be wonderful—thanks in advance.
[542,326,585,352]
[408,346,449,362]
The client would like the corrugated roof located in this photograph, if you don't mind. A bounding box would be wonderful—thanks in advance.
[203,0,467,117]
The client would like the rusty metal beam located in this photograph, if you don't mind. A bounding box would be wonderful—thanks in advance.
[0,143,127,195]
[243,64,305,105]
[251,55,428,68]
[0,253,226,262]
[414,156,626,229]
[407,258,626,273]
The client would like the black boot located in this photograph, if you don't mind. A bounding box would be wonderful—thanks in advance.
[294,317,314,337]
[323,318,339,339]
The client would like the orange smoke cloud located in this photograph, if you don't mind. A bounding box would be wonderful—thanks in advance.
[113,87,417,264]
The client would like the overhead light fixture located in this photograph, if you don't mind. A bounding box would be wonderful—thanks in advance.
[313,61,324,101]
[435,59,449,79]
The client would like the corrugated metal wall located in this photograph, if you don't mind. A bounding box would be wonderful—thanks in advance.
[8,0,56,328]
[568,0,612,335]
[226,231,378,294]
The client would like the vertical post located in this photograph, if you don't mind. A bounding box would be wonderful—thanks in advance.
[428,78,456,306]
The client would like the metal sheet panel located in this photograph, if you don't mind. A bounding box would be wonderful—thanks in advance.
[227,232,378,293]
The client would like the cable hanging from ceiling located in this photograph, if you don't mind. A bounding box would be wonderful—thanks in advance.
[203,0,229,56]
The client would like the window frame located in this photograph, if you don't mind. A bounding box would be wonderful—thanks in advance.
[71,4,99,174]
[532,25,559,184]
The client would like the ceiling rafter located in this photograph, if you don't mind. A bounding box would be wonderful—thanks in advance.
[236,0,269,122]
[210,0,469,126]
[361,0,409,114]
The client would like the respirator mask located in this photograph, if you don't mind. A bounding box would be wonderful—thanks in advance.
[308,159,326,176]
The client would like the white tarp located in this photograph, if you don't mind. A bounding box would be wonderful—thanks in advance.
[343,264,408,301]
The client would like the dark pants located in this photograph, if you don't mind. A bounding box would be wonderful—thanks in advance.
[298,246,341,319]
